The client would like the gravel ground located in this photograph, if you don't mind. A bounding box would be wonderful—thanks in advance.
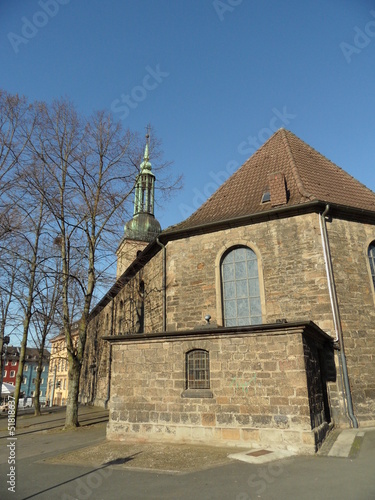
[45,439,241,473]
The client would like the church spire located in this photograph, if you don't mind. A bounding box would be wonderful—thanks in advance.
[133,133,155,216]
[123,131,161,242]
[140,133,151,172]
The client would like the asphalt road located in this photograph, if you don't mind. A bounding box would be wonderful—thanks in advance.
[1,406,375,500]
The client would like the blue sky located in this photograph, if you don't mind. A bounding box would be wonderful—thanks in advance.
[1,0,374,231]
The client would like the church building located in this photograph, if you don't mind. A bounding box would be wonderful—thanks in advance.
[81,129,375,453]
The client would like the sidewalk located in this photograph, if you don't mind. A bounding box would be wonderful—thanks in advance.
[0,404,109,433]
[1,408,375,499]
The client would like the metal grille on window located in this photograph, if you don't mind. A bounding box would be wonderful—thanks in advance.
[221,246,262,327]
[187,350,210,389]
[369,242,375,289]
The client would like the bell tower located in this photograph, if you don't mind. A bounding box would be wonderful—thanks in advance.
[116,133,162,277]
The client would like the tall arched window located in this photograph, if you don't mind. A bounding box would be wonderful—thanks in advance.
[118,300,124,332]
[221,246,262,326]
[369,242,375,289]
[136,281,145,333]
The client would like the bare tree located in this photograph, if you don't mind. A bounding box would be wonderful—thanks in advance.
[0,92,180,428]
[0,252,19,400]
[0,90,34,240]
[30,256,61,415]
[29,100,177,428]
[10,186,50,422]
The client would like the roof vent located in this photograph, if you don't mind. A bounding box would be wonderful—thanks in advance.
[261,191,271,203]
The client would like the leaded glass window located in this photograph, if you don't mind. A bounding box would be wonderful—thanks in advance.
[221,246,262,326]
[369,242,375,289]
[186,350,210,389]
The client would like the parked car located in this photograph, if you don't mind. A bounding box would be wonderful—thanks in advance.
[18,397,33,409]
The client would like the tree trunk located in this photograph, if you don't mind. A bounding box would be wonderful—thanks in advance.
[13,198,43,425]
[33,337,46,416]
[64,352,81,428]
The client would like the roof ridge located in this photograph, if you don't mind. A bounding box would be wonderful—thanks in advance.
[283,129,375,201]
[166,128,375,234]
[280,129,315,201]
[174,129,289,227]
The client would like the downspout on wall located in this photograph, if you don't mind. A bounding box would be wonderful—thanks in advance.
[156,237,167,332]
[104,300,115,408]
[319,204,358,428]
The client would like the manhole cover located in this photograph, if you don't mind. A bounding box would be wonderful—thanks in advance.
[246,449,273,457]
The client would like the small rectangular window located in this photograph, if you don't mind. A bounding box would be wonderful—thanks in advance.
[187,350,210,389]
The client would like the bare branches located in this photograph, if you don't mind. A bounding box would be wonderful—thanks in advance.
[0,89,178,427]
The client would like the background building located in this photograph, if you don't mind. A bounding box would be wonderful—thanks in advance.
[2,347,20,388]
[21,348,50,403]
[2,346,50,403]
[47,327,78,406]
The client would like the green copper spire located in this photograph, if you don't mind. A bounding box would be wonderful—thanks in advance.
[123,131,161,242]
[140,134,152,172]
[133,133,155,216]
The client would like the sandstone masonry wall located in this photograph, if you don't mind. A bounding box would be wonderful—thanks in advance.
[85,211,375,424]
[107,328,330,453]
[326,218,375,422]
[165,213,334,332]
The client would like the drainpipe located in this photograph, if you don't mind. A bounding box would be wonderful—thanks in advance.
[104,301,115,409]
[104,344,112,409]
[50,364,57,407]
[156,237,167,332]
[319,204,358,428]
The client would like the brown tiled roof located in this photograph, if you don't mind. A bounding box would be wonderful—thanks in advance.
[168,129,375,232]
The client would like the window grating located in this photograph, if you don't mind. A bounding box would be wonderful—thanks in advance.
[187,350,210,389]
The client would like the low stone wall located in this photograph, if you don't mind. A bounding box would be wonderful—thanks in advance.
[106,323,333,453]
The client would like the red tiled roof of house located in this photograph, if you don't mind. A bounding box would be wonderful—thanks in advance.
[168,129,375,231]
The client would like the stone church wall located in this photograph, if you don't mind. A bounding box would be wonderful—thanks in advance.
[107,326,332,453]
[326,218,375,423]
[163,213,375,424]
[81,251,164,405]
[165,213,334,332]
[84,211,375,425]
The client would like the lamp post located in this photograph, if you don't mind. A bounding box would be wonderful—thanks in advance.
[49,364,57,407]
[89,363,97,404]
